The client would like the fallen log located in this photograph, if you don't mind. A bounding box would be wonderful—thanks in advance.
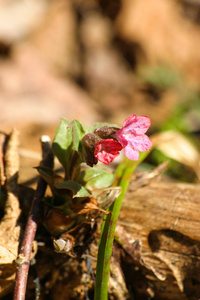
[116,174,200,300]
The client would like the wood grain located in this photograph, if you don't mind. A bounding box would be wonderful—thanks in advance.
[116,175,200,300]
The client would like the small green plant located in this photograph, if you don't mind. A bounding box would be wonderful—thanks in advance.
[37,115,153,298]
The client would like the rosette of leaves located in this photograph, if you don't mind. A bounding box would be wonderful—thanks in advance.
[36,119,121,256]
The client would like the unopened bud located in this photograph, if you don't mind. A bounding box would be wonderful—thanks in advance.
[81,133,101,167]
[94,126,119,139]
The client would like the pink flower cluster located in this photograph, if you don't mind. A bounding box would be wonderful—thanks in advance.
[94,114,152,165]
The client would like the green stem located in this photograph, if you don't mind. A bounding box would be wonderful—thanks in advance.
[94,151,150,300]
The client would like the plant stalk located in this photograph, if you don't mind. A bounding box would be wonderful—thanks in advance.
[94,151,150,300]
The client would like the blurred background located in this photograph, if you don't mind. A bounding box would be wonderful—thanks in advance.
[1,0,200,182]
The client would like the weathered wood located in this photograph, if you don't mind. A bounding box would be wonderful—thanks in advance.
[0,130,21,298]
[116,175,200,300]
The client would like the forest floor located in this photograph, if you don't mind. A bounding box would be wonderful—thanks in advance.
[1,1,200,299]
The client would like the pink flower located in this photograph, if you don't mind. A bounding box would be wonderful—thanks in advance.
[94,114,152,165]
[115,114,152,160]
[94,139,122,165]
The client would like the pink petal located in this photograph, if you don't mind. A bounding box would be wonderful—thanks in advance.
[94,139,122,165]
[127,134,153,152]
[95,151,114,165]
[122,115,151,135]
[122,114,137,128]
[114,129,128,147]
[124,145,139,161]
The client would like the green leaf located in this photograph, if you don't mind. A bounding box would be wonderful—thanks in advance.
[52,119,86,179]
[42,196,54,207]
[52,118,72,176]
[42,196,75,218]
[69,120,85,152]
[79,167,114,190]
[85,123,119,134]
[54,181,90,198]
[36,166,54,186]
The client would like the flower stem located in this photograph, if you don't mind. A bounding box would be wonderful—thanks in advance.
[94,151,150,300]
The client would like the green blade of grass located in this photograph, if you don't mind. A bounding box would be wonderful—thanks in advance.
[94,151,150,300]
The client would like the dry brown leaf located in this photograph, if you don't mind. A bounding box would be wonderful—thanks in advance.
[70,197,109,215]
[152,131,200,180]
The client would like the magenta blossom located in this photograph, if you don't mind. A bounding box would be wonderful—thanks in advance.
[94,114,152,165]
[94,139,122,165]
[115,114,152,161]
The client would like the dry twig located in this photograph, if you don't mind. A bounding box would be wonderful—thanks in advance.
[13,135,54,300]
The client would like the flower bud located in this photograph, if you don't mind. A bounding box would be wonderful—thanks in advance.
[81,133,101,167]
[94,126,119,139]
